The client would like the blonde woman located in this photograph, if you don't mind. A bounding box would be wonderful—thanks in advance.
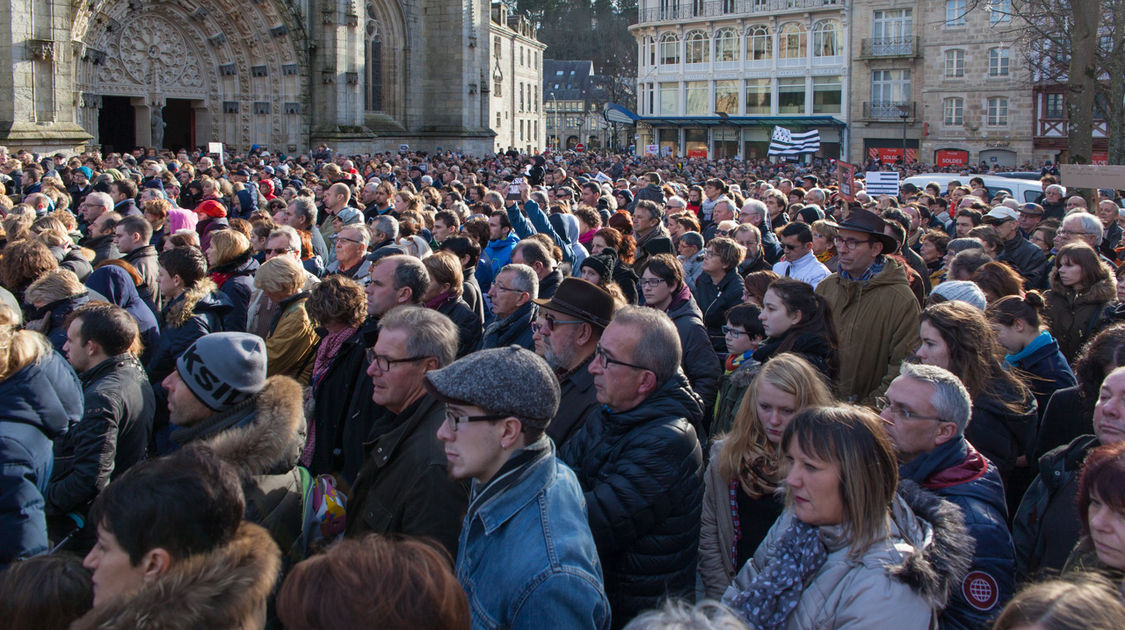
[254,256,319,384]
[0,304,82,565]
[699,353,834,599]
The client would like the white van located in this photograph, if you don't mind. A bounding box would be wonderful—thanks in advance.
[901,174,1043,204]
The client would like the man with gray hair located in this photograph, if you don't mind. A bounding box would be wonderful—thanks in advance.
[284,197,328,260]
[344,306,468,556]
[246,226,320,337]
[559,306,704,625]
[1055,211,1104,254]
[879,362,1014,628]
[367,214,403,258]
[482,263,538,351]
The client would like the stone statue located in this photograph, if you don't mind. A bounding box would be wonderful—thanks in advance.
[151,105,165,149]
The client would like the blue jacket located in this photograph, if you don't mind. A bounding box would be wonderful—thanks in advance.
[458,438,610,630]
[1004,331,1076,424]
[482,233,520,280]
[900,437,1015,630]
[0,350,82,567]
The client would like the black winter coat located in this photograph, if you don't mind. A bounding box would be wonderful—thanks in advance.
[964,378,1037,484]
[1000,235,1048,288]
[1033,386,1094,463]
[547,355,598,448]
[751,330,833,378]
[559,371,704,627]
[308,330,368,476]
[211,253,259,333]
[694,269,744,354]
[58,248,92,283]
[46,354,153,523]
[665,295,720,431]
[83,234,120,265]
[436,295,483,358]
[1013,434,1099,579]
[121,245,160,310]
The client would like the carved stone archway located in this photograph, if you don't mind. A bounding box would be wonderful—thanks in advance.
[73,0,310,151]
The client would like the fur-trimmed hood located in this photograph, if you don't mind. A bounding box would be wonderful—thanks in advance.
[1048,268,1117,305]
[71,522,281,630]
[889,480,975,608]
[195,375,307,477]
[164,279,233,329]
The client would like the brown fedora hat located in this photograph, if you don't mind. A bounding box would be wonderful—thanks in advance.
[837,208,898,253]
[532,277,615,329]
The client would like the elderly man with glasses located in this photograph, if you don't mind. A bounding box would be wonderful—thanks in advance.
[880,362,1015,628]
[559,306,704,627]
[246,226,320,338]
[344,306,469,556]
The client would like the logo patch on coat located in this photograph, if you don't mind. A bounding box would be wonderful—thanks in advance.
[962,570,999,611]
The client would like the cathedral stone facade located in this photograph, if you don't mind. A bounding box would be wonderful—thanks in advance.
[0,0,498,154]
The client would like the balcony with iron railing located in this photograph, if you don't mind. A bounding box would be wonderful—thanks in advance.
[636,0,842,24]
[863,101,916,121]
[859,37,919,59]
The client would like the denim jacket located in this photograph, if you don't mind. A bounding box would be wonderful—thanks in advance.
[457,437,610,630]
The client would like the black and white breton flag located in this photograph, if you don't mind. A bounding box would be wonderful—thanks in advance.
[767,126,821,157]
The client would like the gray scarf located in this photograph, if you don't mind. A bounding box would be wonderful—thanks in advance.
[727,518,828,630]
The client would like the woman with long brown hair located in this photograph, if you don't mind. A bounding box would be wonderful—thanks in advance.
[1044,242,1116,361]
[915,301,1037,490]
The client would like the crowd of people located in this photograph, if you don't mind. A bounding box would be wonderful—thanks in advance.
[1,142,1125,630]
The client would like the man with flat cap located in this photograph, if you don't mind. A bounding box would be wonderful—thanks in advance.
[531,277,617,447]
[815,208,920,404]
[430,346,610,630]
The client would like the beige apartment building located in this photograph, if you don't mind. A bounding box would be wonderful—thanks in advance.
[848,0,1036,168]
[489,6,547,154]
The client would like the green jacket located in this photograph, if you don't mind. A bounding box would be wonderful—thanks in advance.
[815,257,920,404]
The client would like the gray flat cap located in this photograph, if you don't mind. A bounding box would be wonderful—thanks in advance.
[424,345,561,429]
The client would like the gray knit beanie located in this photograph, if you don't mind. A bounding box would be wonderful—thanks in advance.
[930,281,987,311]
[176,332,268,411]
[424,345,560,430]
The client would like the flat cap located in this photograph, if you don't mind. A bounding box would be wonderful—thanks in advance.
[424,345,560,430]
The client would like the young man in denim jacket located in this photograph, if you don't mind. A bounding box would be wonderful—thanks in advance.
[428,345,611,630]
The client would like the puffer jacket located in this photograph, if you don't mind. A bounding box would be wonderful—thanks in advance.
[0,350,82,567]
[70,522,280,630]
[46,354,154,521]
[1013,434,1099,579]
[211,253,260,333]
[901,438,1015,630]
[723,482,973,630]
[559,370,705,627]
[665,291,721,431]
[170,376,308,562]
[964,378,1037,483]
[815,257,921,404]
[1044,273,1116,362]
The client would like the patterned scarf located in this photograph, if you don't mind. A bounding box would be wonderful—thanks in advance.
[727,518,828,630]
[725,349,755,373]
[838,255,886,286]
[300,326,357,466]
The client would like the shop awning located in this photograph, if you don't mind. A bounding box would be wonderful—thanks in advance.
[604,104,846,129]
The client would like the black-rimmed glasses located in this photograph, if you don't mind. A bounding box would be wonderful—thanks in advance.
[594,343,649,371]
[365,349,429,372]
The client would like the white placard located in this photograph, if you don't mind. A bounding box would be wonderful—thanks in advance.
[865,171,900,197]
[645,144,659,155]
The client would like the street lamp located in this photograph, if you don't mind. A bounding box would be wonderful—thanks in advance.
[715,111,730,159]
[900,105,910,166]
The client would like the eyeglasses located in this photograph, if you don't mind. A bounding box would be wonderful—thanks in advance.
[265,247,296,256]
[491,282,526,294]
[365,349,429,372]
[874,397,944,422]
[336,236,364,246]
[594,343,649,371]
[530,313,585,334]
[703,249,719,257]
[833,236,873,250]
[443,409,510,432]
[1057,229,1088,237]
[715,230,729,236]
[639,278,666,288]
[722,326,749,337]
[782,242,804,251]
